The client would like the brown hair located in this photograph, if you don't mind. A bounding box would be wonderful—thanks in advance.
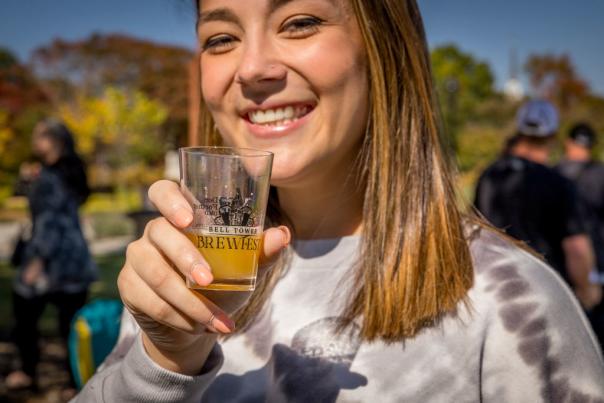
[195,0,474,341]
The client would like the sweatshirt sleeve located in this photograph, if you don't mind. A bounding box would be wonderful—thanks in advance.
[479,251,604,402]
[72,311,224,403]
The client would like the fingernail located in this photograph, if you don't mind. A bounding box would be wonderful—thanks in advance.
[214,312,236,333]
[191,263,212,286]
[175,206,193,227]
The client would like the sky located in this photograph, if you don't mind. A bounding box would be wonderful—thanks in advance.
[1,0,603,96]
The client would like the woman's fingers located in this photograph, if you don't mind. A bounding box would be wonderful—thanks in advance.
[148,180,193,228]
[128,181,291,335]
[118,263,202,334]
[260,225,291,265]
[122,241,234,333]
[145,217,213,287]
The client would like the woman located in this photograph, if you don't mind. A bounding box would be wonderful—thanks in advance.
[75,0,604,401]
[7,119,97,392]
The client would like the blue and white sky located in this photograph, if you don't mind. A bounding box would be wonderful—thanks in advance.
[1,0,603,95]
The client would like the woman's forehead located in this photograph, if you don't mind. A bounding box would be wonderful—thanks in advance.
[197,0,356,35]
[198,0,348,13]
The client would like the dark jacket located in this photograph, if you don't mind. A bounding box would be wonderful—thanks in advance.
[14,166,97,297]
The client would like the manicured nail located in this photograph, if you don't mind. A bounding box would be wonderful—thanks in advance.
[213,312,235,333]
[191,263,212,286]
[175,205,193,227]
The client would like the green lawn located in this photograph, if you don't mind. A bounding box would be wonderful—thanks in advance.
[0,253,124,339]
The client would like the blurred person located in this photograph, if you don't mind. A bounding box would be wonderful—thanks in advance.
[557,122,604,348]
[6,118,97,395]
[475,100,602,311]
[557,123,604,279]
[75,2,604,401]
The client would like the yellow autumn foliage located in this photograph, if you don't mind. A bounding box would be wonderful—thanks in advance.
[57,87,168,186]
[0,109,14,157]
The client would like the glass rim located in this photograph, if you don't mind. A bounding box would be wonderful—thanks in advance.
[179,146,273,159]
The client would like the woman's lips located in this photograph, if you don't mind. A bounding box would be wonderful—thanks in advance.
[241,103,315,138]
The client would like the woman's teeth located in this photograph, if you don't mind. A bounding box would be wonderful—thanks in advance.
[248,105,310,125]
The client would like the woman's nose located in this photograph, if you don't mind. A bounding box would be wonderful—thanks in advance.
[234,40,287,86]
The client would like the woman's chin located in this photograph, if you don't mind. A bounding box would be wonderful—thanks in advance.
[269,171,301,188]
[268,160,309,188]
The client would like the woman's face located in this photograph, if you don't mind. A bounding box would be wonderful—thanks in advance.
[198,0,369,187]
[32,124,57,161]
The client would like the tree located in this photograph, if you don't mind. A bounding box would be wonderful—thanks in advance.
[0,48,50,184]
[525,53,588,110]
[431,44,495,151]
[58,86,168,187]
[0,48,18,69]
[31,34,194,148]
[0,109,14,159]
[0,48,49,115]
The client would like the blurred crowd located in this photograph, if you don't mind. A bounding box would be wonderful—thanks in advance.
[475,99,604,348]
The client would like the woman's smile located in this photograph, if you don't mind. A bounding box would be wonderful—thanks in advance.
[240,102,316,138]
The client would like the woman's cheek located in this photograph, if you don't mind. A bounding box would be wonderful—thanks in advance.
[288,34,361,90]
[201,80,220,111]
[200,60,232,109]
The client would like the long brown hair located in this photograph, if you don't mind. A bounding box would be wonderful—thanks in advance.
[195,0,474,341]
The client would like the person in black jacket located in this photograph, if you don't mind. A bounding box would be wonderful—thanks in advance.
[6,118,97,392]
[557,122,604,349]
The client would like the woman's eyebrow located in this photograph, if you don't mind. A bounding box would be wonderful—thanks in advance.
[198,7,241,26]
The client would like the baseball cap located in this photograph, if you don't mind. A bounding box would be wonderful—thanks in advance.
[568,123,596,148]
[516,99,559,137]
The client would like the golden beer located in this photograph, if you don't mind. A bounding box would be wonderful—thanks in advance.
[179,147,273,292]
[186,231,262,291]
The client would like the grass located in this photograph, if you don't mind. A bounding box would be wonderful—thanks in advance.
[0,187,143,224]
[0,253,124,340]
[87,213,135,238]
[81,188,142,214]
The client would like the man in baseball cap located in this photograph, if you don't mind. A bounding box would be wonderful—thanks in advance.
[475,100,601,315]
[558,123,600,181]
[498,99,559,162]
[568,123,597,148]
[557,122,604,348]
[516,99,560,137]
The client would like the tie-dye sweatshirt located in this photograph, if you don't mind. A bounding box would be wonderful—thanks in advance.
[74,228,604,402]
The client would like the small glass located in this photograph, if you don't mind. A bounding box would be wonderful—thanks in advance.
[179,146,273,291]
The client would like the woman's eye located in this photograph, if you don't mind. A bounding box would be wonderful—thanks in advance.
[202,35,236,54]
[281,16,323,37]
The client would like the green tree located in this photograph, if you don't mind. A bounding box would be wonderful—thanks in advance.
[0,48,18,69]
[431,44,495,151]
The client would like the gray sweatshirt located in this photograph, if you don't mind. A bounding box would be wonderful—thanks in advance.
[74,228,604,402]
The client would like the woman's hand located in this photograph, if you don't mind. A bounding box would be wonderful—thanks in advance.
[23,258,44,286]
[118,180,290,374]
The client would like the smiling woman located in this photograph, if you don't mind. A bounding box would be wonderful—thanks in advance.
[73,0,604,402]
[198,0,369,193]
